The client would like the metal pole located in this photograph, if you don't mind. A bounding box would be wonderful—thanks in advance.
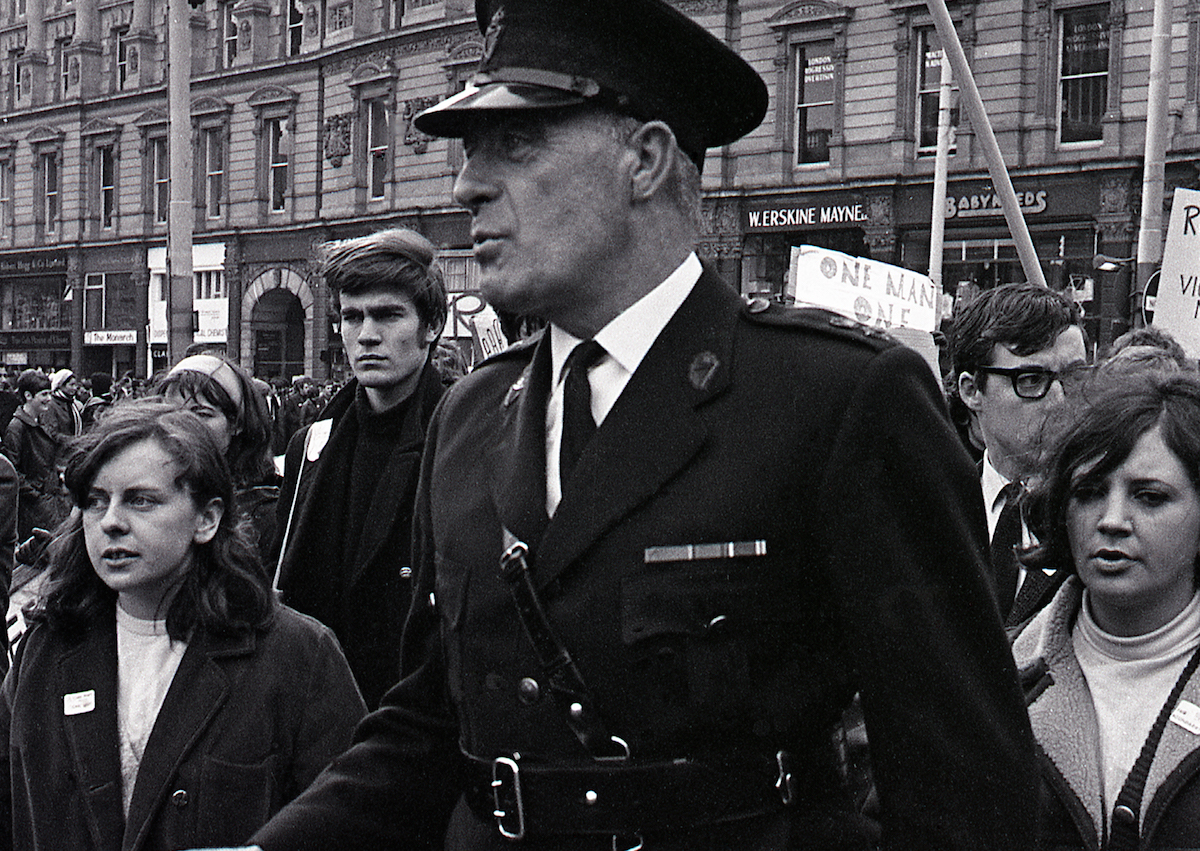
[925,0,1046,288]
[167,0,193,364]
[929,49,953,289]
[1135,0,1172,329]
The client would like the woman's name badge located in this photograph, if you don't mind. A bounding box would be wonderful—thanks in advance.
[63,690,95,716]
[1170,699,1200,735]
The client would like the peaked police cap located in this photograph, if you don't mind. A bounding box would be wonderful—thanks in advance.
[413,0,768,168]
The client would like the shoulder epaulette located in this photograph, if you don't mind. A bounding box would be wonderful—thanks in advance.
[740,296,896,350]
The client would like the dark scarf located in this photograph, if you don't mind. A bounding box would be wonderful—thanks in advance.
[308,384,417,601]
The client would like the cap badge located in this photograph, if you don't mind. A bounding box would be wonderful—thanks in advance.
[688,351,720,392]
[482,7,505,65]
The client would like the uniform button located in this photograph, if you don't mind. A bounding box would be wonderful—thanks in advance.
[517,677,540,704]
[569,702,584,719]
[170,789,188,808]
[1113,804,1136,826]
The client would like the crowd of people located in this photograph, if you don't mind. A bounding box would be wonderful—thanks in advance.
[0,0,1195,849]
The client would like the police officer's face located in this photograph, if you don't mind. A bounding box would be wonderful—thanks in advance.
[453,110,634,335]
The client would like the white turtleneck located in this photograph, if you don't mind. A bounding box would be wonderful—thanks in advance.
[116,605,187,817]
[1073,589,1200,821]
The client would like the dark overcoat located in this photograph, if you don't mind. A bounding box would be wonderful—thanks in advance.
[2,409,65,540]
[253,268,1037,850]
[273,363,444,707]
[0,604,365,851]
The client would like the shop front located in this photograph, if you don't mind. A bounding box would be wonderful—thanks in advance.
[741,190,889,299]
[897,172,1126,347]
[0,251,70,373]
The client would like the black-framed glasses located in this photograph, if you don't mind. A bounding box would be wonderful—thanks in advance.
[977,363,1093,400]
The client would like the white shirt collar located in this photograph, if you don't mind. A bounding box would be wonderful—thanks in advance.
[981,450,1011,515]
[549,252,702,385]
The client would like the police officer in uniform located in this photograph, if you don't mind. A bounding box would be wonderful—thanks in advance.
[242,1,1038,849]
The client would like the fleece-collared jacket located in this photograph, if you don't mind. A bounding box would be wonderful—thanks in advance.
[1013,577,1200,851]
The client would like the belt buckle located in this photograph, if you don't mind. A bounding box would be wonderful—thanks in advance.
[491,756,525,841]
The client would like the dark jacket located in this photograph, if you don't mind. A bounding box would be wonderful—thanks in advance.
[2,409,65,540]
[254,269,1037,851]
[0,603,366,851]
[272,362,444,707]
[1014,577,1200,851]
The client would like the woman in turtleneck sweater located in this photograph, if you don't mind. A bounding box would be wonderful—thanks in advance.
[1014,371,1200,851]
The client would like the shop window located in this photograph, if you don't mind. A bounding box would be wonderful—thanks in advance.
[916,28,958,156]
[2,278,67,330]
[84,273,106,329]
[194,269,226,299]
[202,126,224,218]
[1059,4,1108,144]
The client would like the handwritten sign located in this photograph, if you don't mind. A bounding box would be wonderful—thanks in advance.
[1150,187,1200,357]
[787,245,939,332]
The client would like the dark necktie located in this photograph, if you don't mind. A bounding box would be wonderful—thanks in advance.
[559,340,606,485]
[990,483,1023,619]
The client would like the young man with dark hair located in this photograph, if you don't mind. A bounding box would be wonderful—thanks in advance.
[271,228,448,708]
[950,281,1089,626]
[2,369,66,541]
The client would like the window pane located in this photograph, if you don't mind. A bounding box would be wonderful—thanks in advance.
[84,274,104,328]
[154,138,168,223]
[796,41,834,164]
[1060,6,1108,143]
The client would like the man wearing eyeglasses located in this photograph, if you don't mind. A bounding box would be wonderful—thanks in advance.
[951,282,1088,628]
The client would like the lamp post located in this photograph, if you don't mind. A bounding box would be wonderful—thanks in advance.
[166,0,193,365]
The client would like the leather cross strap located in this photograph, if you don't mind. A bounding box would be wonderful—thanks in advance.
[499,529,627,759]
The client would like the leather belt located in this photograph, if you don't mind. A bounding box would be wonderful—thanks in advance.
[464,751,788,840]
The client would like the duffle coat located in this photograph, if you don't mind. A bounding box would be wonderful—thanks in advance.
[0,603,366,851]
[1013,576,1200,850]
